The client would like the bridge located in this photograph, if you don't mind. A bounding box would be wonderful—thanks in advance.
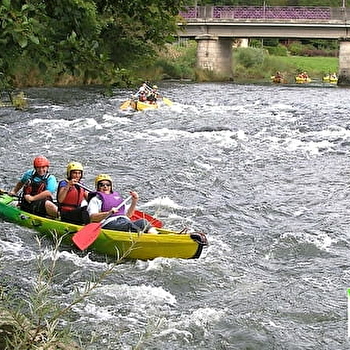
[177,6,350,85]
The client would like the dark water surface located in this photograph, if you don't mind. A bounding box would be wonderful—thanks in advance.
[0,82,350,349]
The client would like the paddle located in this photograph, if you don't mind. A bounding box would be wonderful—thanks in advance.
[72,195,132,250]
[120,100,131,110]
[0,189,18,197]
[130,209,163,228]
[75,182,163,228]
[0,189,21,202]
[162,97,173,106]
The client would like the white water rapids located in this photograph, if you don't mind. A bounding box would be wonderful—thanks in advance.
[0,81,349,349]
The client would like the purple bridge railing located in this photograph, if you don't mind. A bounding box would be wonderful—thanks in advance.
[180,6,332,20]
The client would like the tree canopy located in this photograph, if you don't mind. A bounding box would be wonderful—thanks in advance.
[0,0,186,88]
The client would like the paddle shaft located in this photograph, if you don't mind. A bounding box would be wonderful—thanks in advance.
[0,189,19,198]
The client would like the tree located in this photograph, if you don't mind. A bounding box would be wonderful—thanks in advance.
[0,0,187,88]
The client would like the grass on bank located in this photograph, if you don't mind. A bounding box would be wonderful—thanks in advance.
[232,47,338,82]
[276,55,338,77]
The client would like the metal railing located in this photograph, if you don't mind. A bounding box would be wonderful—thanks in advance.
[179,6,349,21]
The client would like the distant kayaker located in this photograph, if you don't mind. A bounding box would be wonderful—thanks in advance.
[135,82,149,102]
[57,162,90,225]
[10,156,58,218]
[87,174,158,233]
[147,85,160,104]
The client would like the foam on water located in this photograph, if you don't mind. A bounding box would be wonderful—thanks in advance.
[1,83,350,349]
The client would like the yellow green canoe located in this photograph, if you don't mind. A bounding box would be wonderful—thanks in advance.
[0,194,207,260]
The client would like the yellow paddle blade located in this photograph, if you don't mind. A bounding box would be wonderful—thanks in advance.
[120,100,131,110]
[162,97,173,106]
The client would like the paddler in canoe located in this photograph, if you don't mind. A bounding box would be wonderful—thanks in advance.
[271,71,286,84]
[9,155,58,218]
[57,161,90,225]
[72,174,159,249]
[87,174,158,234]
[120,82,173,111]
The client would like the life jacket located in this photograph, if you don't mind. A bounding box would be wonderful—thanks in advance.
[23,170,50,197]
[95,191,126,217]
[147,93,157,103]
[58,181,85,212]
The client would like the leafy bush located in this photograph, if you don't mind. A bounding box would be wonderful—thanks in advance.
[234,47,265,68]
[152,41,197,80]
[266,44,288,56]
[287,41,304,56]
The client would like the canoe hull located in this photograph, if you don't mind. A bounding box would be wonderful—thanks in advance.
[130,100,158,111]
[295,77,311,83]
[0,194,207,260]
[323,77,338,84]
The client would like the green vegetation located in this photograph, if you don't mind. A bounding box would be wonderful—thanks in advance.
[232,47,338,81]
[151,42,338,82]
[0,0,187,89]
[0,234,132,349]
[277,55,338,75]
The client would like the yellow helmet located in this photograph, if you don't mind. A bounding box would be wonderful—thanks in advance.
[66,162,83,178]
[95,174,112,187]
[152,85,158,89]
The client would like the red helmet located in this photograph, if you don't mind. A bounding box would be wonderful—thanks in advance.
[33,156,50,168]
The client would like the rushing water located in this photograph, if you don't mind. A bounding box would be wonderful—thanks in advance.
[0,81,350,349]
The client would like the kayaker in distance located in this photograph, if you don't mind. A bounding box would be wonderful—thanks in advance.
[146,85,160,104]
[10,156,58,218]
[87,174,158,234]
[57,161,90,225]
[135,82,160,104]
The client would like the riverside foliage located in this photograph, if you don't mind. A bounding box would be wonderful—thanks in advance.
[0,0,187,89]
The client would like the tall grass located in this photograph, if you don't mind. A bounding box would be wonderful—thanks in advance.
[0,233,133,349]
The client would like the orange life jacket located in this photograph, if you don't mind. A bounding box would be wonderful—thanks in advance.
[58,181,85,212]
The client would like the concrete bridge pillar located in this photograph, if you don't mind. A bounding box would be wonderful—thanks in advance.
[338,39,350,86]
[195,35,233,79]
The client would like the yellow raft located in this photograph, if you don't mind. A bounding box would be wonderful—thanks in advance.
[322,75,338,84]
[295,76,311,84]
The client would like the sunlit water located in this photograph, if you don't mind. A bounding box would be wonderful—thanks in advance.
[1,81,350,349]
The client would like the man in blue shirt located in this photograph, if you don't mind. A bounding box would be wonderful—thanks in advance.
[10,156,58,217]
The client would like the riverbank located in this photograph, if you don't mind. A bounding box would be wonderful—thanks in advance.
[139,44,339,84]
[2,43,339,89]
[232,48,338,83]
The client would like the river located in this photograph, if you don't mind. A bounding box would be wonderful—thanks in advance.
[0,81,349,349]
